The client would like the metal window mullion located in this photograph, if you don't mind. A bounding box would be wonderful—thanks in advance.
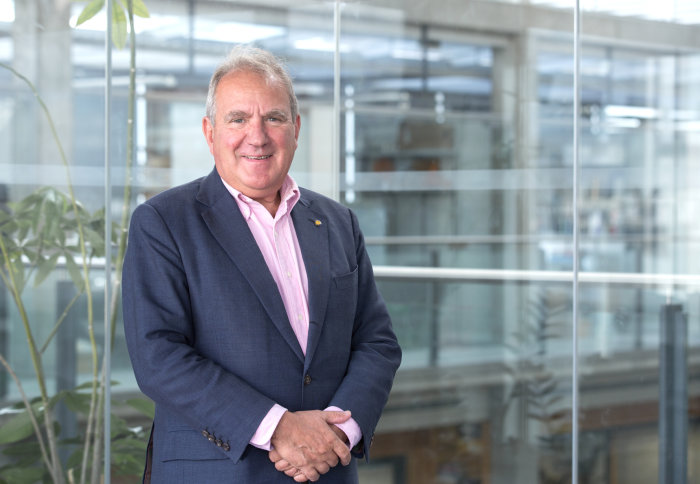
[332,0,341,202]
[103,0,113,481]
[572,1,582,483]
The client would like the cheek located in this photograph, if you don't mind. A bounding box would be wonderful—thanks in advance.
[219,137,244,157]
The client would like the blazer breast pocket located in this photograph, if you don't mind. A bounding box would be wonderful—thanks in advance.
[329,267,359,322]
[333,266,358,290]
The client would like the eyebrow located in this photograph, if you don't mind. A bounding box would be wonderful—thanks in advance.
[266,109,289,120]
[222,111,249,123]
[222,109,290,123]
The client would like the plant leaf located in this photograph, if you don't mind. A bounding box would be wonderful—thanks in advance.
[64,254,85,291]
[62,391,92,415]
[0,466,46,484]
[33,253,61,287]
[0,405,42,445]
[9,256,27,293]
[133,0,150,18]
[76,0,105,26]
[83,226,105,255]
[125,398,155,419]
[111,0,128,49]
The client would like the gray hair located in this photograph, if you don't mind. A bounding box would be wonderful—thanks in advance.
[205,45,298,124]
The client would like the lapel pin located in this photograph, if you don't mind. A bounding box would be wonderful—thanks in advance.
[314,219,322,226]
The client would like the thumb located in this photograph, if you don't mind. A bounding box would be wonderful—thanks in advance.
[323,410,351,424]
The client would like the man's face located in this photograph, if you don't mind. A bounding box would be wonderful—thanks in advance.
[202,70,300,203]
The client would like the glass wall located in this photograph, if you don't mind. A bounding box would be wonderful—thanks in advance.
[1,0,699,483]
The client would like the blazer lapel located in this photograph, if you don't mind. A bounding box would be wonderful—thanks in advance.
[197,170,305,363]
[291,196,330,369]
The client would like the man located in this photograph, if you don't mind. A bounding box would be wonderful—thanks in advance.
[122,45,401,483]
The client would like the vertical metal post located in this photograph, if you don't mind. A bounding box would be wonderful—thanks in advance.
[571,1,582,483]
[331,0,341,202]
[428,250,440,366]
[0,184,7,398]
[104,0,114,481]
[658,303,687,484]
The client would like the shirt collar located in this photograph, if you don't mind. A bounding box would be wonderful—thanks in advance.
[220,175,300,220]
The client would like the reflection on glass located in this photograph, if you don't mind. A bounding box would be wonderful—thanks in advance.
[2,0,700,482]
[577,2,700,482]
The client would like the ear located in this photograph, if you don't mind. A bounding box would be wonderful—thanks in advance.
[202,116,215,155]
[293,114,301,143]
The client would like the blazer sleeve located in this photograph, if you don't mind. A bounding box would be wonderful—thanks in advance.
[122,202,275,463]
[327,208,402,461]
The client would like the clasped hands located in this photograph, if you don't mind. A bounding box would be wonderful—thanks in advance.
[269,410,352,482]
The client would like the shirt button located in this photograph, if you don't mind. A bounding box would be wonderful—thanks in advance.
[304,374,312,385]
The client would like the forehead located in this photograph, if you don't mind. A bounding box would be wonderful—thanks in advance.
[215,70,291,114]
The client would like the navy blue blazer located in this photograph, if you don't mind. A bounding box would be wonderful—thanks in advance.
[122,168,402,483]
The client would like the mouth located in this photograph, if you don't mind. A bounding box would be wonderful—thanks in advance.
[243,155,272,160]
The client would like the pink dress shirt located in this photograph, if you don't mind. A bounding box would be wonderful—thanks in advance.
[221,176,361,452]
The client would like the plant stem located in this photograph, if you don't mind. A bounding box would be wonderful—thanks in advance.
[90,368,107,484]
[1,59,95,484]
[0,231,64,482]
[0,353,52,475]
[6,57,98,484]
[110,0,137,344]
[40,288,84,354]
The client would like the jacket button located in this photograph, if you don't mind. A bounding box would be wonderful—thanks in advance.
[201,430,210,438]
[304,374,312,385]
[216,439,223,447]
[222,442,230,451]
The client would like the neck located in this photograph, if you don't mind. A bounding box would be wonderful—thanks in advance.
[254,191,281,216]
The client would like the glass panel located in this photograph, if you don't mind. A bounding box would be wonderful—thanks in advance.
[5,1,696,482]
[0,0,114,481]
[343,2,575,483]
[579,2,700,483]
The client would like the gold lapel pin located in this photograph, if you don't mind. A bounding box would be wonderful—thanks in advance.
[314,219,322,226]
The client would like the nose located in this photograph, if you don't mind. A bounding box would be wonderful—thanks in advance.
[245,117,269,146]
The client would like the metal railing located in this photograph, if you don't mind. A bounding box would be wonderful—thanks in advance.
[373,265,700,288]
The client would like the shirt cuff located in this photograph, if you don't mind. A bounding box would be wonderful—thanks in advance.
[324,406,362,449]
[249,404,287,451]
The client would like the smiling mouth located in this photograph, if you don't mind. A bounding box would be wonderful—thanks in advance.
[244,155,272,160]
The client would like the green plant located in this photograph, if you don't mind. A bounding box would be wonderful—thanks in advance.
[501,290,570,481]
[500,291,610,483]
[0,1,151,483]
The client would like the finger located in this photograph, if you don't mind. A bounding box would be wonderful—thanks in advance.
[299,467,320,482]
[333,441,351,466]
[324,453,339,468]
[322,410,351,425]
[268,449,281,463]
[274,459,294,472]
[315,462,331,475]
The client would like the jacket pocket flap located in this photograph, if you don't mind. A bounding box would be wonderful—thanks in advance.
[160,429,230,462]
